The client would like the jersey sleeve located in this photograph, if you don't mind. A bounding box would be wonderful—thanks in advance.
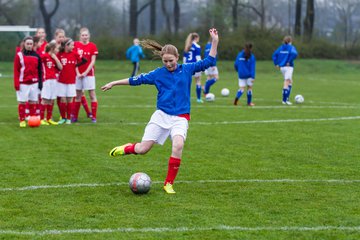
[129,68,158,86]
[13,53,20,91]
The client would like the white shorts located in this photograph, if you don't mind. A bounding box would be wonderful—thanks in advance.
[193,71,202,78]
[238,78,254,87]
[76,76,96,90]
[205,66,218,76]
[280,66,294,81]
[16,83,39,102]
[56,82,76,97]
[142,110,189,145]
[41,79,57,100]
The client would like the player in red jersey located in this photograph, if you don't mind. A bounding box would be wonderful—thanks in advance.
[53,29,66,119]
[14,36,43,127]
[73,27,99,123]
[56,38,87,125]
[40,40,63,125]
[35,28,47,55]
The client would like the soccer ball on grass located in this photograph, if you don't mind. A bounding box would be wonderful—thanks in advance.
[205,93,215,102]
[221,88,230,97]
[129,172,152,194]
[294,94,304,104]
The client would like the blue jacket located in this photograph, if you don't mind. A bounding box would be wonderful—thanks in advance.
[129,56,217,115]
[272,44,298,67]
[234,50,256,79]
[126,45,145,63]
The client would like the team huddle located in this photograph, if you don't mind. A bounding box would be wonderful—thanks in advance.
[14,27,98,127]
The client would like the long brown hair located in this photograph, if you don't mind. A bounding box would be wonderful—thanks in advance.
[59,38,73,53]
[140,39,179,58]
[244,42,253,60]
[184,33,199,52]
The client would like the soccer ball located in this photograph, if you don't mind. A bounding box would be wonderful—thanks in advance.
[129,172,151,194]
[28,116,40,127]
[294,94,304,104]
[205,93,215,102]
[221,88,230,97]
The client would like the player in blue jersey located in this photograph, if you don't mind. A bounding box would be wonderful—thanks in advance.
[234,43,256,106]
[101,28,219,194]
[183,33,203,103]
[203,38,219,96]
[126,38,145,77]
[272,36,298,105]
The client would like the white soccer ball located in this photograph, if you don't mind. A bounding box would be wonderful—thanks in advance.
[295,94,304,104]
[221,88,230,97]
[205,93,215,102]
[129,172,152,194]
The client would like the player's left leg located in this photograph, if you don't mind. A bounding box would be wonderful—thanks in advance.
[164,135,184,194]
[89,89,97,123]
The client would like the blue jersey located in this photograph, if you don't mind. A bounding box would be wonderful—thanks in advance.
[183,42,201,63]
[126,45,145,63]
[204,42,211,58]
[129,56,216,115]
[272,44,298,67]
[234,50,256,79]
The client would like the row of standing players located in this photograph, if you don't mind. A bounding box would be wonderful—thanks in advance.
[128,33,298,107]
[14,27,98,127]
[100,29,299,194]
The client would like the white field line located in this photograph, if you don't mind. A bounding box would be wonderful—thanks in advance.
[1,179,360,192]
[0,104,359,109]
[71,115,360,126]
[0,225,360,235]
[1,115,359,126]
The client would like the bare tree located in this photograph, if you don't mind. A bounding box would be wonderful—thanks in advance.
[150,0,156,35]
[39,0,60,38]
[161,0,172,34]
[294,0,302,36]
[174,0,180,35]
[232,0,239,30]
[238,0,266,30]
[129,0,156,37]
[303,0,314,42]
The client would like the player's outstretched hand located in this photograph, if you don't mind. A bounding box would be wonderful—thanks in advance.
[101,83,113,91]
[209,28,219,42]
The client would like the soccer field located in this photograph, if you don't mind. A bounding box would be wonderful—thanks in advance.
[0,59,360,239]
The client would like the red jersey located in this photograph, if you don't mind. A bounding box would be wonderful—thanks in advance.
[14,50,42,90]
[73,41,98,76]
[57,51,82,84]
[41,53,59,81]
[37,41,48,56]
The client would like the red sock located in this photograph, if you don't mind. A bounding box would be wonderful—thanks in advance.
[29,103,37,116]
[59,102,67,119]
[81,95,91,115]
[18,104,26,121]
[164,157,181,185]
[91,101,98,119]
[124,143,138,155]
[74,102,81,119]
[39,103,45,120]
[66,102,73,119]
[46,104,53,120]
[25,102,30,117]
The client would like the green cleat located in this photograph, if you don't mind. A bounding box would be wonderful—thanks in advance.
[163,183,176,194]
[109,143,132,157]
[19,121,27,128]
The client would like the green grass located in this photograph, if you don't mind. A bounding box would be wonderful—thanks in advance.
[0,59,360,239]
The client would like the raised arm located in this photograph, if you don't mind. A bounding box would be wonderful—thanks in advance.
[208,28,219,58]
[101,78,130,91]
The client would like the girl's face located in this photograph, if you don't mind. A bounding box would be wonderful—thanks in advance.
[162,53,178,72]
[56,33,65,44]
[65,41,74,52]
[80,31,90,43]
[24,39,34,51]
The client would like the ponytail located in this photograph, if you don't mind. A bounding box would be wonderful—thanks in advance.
[184,33,199,52]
